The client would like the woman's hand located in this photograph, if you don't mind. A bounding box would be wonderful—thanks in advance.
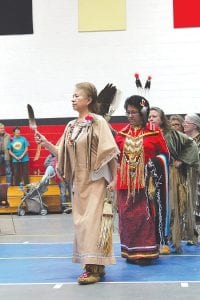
[174,160,182,168]
[34,130,47,146]
[107,179,116,192]
[34,130,57,156]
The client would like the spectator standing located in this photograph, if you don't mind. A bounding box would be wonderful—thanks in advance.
[8,127,30,186]
[0,123,12,184]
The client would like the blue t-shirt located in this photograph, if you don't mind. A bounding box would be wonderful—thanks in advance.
[7,136,29,163]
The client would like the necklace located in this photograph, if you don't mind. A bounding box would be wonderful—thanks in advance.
[66,119,83,146]
[66,116,94,146]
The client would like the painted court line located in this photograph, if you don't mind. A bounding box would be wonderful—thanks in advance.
[53,283,63,289]
[0,254,199,260]
[0,281,200,287]
[0,234,74,237]
[181,282,189,287]
[0,256,72,260]
[0,242,73,245]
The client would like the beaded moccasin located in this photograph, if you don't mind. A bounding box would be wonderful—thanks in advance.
[78,264,105,285]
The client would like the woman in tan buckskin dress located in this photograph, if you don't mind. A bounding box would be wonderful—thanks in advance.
[34,82,119,284]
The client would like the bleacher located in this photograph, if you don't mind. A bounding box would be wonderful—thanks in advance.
[0,175,66,214]
[0,124,66,214]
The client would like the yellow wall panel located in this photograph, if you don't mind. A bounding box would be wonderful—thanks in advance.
[78,0,126,32]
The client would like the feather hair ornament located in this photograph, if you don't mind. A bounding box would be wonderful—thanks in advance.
[144,76,152,90]
[134,73,142,89]
[134,73,152,95]
[133,74,152,125]
[144,76,152,91]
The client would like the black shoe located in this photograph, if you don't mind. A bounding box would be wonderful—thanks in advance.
[127,258,153,265]
[63,207,72,214]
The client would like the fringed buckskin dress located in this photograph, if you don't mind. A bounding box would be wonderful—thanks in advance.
[57,114,119,266]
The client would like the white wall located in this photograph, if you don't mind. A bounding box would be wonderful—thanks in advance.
[0,0,200,120]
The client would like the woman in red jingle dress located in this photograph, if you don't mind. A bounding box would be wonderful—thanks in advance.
[115,95,169,265]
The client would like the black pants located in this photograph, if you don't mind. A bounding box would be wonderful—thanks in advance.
[12,161,30,186]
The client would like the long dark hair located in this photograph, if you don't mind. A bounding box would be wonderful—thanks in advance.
[124,95,150,126]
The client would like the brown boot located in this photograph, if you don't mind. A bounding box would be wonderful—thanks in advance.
[98,265,105,276]
[159,245,171,255]
[78,264,105,285]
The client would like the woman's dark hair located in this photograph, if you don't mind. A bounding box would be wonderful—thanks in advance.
[150,107,170,131]
[124,95,150,126]
[13,126,20,132]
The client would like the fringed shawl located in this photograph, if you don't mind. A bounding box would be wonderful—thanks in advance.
[164,129,199,168]
[57,128,73,182]
[145,154,169,246]
[92,115,119,173]
[56,114,119,183]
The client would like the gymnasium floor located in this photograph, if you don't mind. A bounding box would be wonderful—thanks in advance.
[0,213,200,300]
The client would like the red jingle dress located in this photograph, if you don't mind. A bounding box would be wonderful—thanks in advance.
[115,123,169,261]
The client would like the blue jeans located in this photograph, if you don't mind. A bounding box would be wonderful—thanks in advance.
[0,154,12,184]
[58,181,72,209]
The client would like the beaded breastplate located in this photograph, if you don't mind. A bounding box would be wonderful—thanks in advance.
[120,127,145,197]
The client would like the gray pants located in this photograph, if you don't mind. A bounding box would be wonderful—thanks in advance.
[0,154,12,184]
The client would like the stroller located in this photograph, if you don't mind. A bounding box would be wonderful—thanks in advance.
[17,166,56,216]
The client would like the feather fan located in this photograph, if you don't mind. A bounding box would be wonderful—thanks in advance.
[27,104,41,160]
[96,83,117,119]
[27,104,37,130]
